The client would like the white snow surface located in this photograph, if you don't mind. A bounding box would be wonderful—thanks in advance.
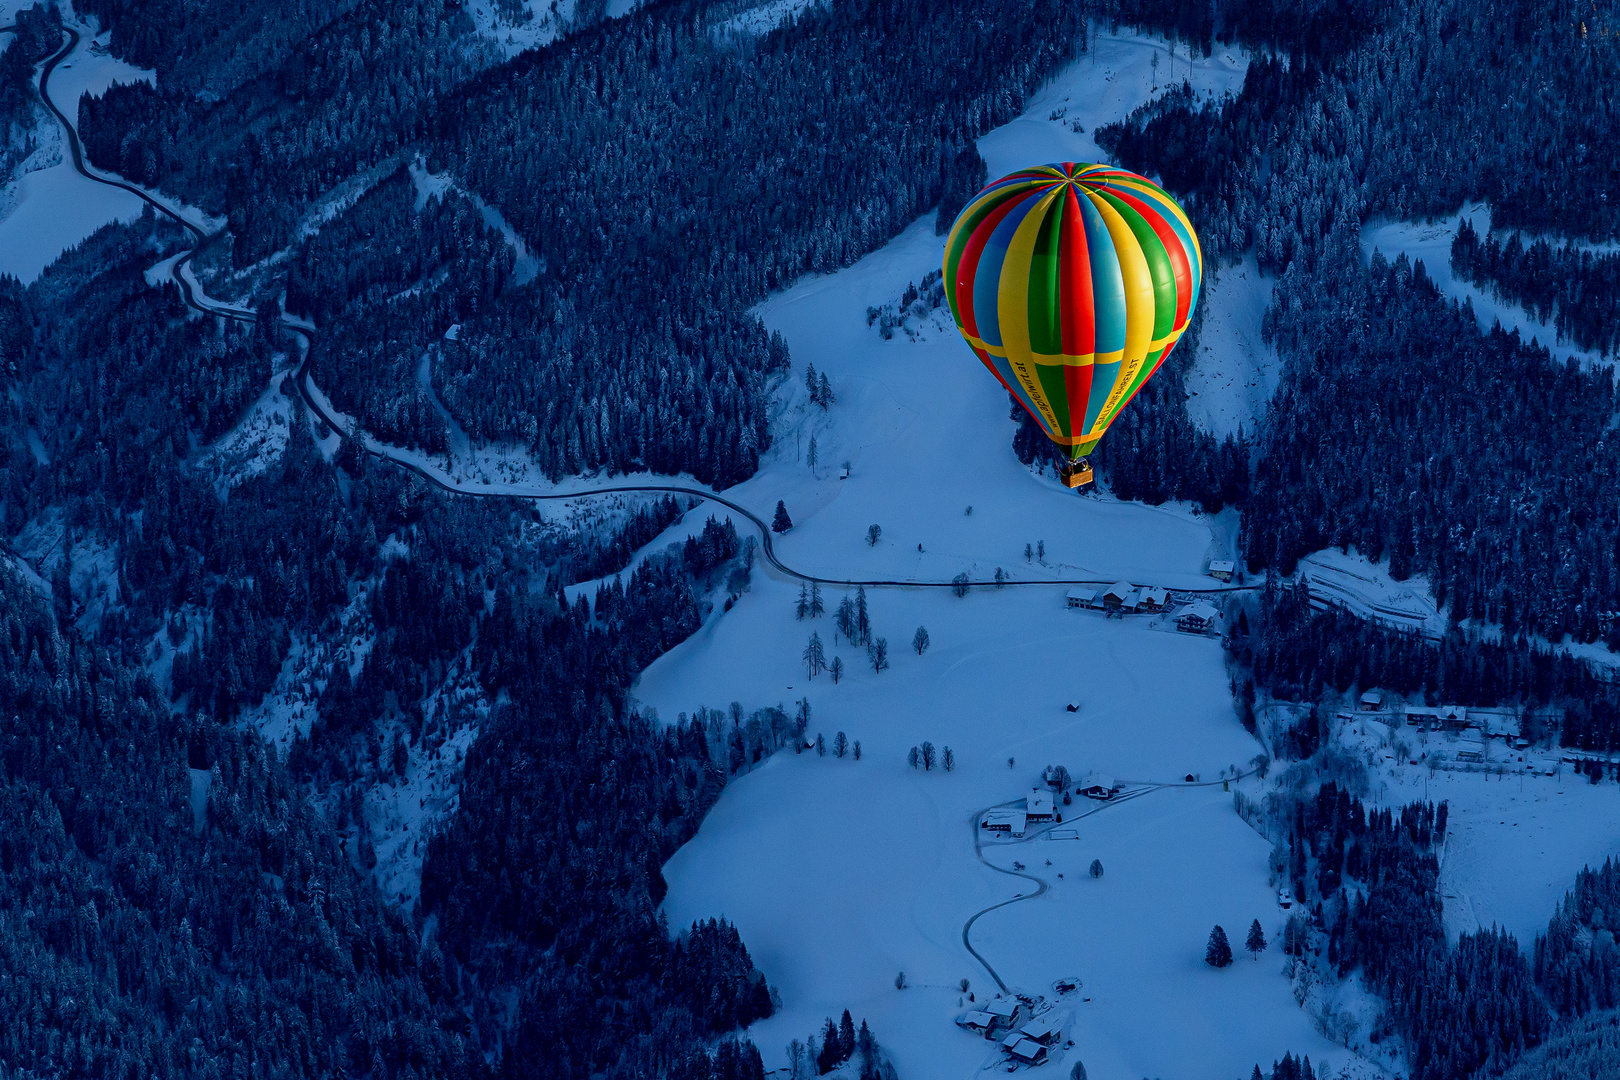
[190,365,297,493]
[1294,548,1447,639]
[632,35,1382,1080]
[1362,204,1612,370]
[1185,257,1278,439]
[715,0,819,36]
[0,21,154,283]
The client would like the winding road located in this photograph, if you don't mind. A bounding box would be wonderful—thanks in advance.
[34,24,1262,596]
[962,769,1256,993]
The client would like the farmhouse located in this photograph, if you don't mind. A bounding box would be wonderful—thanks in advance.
[982,998,1024,1034]
[1207,559,1235,581]
[1026,788,1055,822]
[1438,705,1470,731]
[981,809,1027,836]
[1065,588,1096,610]
[1005,1038,1049,1065]
[1176,601,1220,634]
[956,1011,996,1035]
[1360,689,1384,711]
[1102,581,1135,611]
[1019,1016,1063,1046]
[1133,585,1169,612]
[1079,772,1120,800]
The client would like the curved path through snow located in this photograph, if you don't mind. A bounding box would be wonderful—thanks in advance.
[38,27,1261,596]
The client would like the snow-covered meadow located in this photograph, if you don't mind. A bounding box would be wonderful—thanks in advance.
[623,34,1383,1080]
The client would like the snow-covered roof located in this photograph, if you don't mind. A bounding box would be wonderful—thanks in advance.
[1208,560,1236,572]
[1007,1038,1046,1062]
[1104,580,1134,601]
[1065,587,1094,602]
[1360,689,1383,704]
[1183,600,1219,622]
[1138,585,1168,605]
[1079,771,1117,791]
[1027,788,1054,815]
[1439,705,1468,722]
[983,998,1019,1018]
[1021,1016,1061,1040]
[957,1011,995,1029]
[981,810,1028,833]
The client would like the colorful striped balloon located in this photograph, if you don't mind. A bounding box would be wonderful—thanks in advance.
[943,162,1202,461]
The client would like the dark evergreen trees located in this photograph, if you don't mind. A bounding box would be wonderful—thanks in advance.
[1206,924,1233,967]
[773,500,793,532]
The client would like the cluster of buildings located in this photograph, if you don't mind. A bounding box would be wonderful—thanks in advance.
[1064,582,1222,635]
[1349,691,1536,763]
[955,1000,1064,1066]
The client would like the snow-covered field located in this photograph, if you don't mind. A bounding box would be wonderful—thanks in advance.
[1362,205,1610,370]
[626,35,1395,1080]
[0,17,154,283]
[1186,257,1278,439]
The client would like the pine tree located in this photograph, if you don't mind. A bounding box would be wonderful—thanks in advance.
[921,741,936,771]
[1090,858,1103,878]
[807,435,818,472]
[866,523,882,546]
[773,500,792,532]
[838,1010,856,1062]
[803,632,826,677]
[796,583,809,619]
[1025,542,1033,562]
[943,746,954,771]
[829,656,844,685]
[908,746,920,769]
[852,739,861,760]
[912,626,930,655]
[836,595,856,641]
[805,362,819,398]
[855,586,870,644]
[1206,924,1233,968]
[1246,919,1268,959]
[833,731,847,758]
[809,581,824,618]
[816,733,825,757]
[818,372,833,408]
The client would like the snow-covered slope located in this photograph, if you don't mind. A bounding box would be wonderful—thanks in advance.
[636,35,1378,1080]
[1362,204,1609,370]
[1294,548,1448,639]
[1185,256,1278,439]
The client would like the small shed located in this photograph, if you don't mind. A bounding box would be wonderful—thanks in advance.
[1026,788,1055,822]
[1177,601,1220,634]
[1359,689,1384,711]
[1005,1038,1049,1065]
[1207,559,1235,582]
[1079,772,1120,800]
[1102,581,1135,611]
[1065,588,1095,610]
[1456,739,1486,763]
[981,810,1027,836]
[1020,1016,1063,1046]
[1135,585,1169,612]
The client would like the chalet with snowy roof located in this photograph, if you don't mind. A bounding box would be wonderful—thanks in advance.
[1005,1038,1049,1065]
[1065,588,1096,610]
[1177,601,1220,634]
[956,1010,996,1035]
[980,809,1027,836]
[1359,690,1384,711]
[1026,788,1055,822]
[1019,1016,1063,1046]
[1134,585,1169,612]
[982,998,1024,1034]
[1102,582,1134,611]
[1079,772,1120,800]
[1438,705,1469,731]
[1207,560,1235,582]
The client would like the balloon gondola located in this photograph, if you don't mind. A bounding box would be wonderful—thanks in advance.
[942,163,1203,490]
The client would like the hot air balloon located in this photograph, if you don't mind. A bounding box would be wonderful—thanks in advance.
[943,162,1202,489]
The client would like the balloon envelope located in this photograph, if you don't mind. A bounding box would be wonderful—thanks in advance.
[943,162,1202,460]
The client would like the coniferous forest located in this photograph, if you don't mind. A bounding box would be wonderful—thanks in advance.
[4,0,1620,1076]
